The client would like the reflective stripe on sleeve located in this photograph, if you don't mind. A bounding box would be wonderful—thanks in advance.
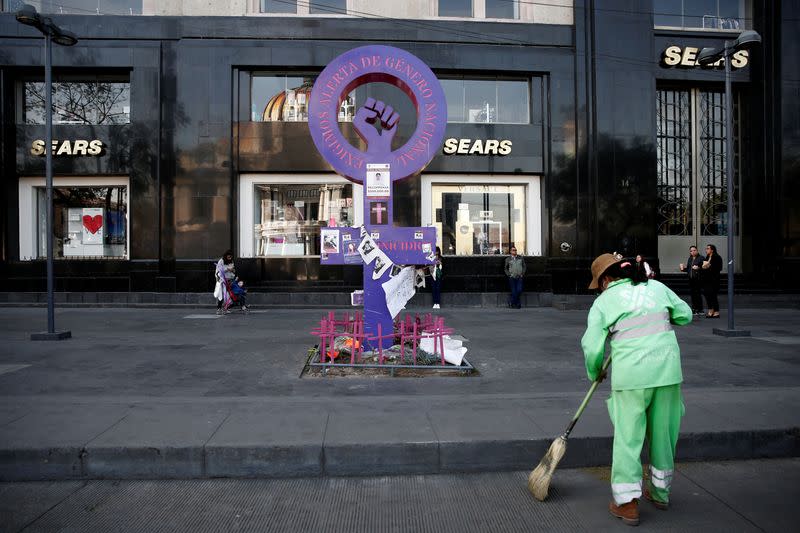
[650,466,674,490]
[612,481,643,505]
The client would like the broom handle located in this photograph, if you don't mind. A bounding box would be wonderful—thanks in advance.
[562,356,612,439]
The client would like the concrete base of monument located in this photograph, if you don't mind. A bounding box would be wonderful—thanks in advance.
[304,361,476,378]
[307,311,475,376]
[302,346,477,378]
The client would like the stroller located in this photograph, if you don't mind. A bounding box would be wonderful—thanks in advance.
[214,261,249,314]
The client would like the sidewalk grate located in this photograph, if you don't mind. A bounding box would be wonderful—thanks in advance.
[16,473,588,533]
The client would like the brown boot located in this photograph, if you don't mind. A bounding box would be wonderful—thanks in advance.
[643,483,669,510]
[609,499,640,526]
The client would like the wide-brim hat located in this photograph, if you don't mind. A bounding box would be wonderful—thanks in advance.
[588,252,623,290]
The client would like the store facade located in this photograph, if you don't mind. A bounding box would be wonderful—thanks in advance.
[1,1,797,295]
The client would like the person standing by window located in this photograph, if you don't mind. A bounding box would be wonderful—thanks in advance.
[680,245,705,315]
[702,244,723,318]
[504,246,526,309]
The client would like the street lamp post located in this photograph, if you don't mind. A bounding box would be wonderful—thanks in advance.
[698,30,761,338]
[16,4,77,341]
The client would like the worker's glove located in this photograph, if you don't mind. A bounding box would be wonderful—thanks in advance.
[596,368,608,383]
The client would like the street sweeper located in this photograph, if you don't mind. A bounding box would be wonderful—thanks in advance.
[581,253,692,526]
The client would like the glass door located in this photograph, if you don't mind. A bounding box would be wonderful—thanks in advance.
[657,87,741,273]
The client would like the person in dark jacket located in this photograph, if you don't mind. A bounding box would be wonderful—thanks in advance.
[701,244,723,318]
[635,254,656,280]
[680,245,705,315]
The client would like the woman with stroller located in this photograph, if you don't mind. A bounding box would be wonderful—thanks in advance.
[214,249,248,314]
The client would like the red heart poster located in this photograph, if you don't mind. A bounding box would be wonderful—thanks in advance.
[82,214,103,234]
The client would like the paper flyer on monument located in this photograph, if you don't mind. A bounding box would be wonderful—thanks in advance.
[356,229,393,280]
[366,163,390,198]
[382,266,416,318]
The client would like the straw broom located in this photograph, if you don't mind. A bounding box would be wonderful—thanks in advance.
[528,356,612,501]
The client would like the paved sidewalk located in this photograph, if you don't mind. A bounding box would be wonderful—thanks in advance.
[2,459,798,532]
[0,306,798,480]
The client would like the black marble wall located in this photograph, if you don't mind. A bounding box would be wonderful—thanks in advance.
[0,6,796,293]
[589,1,658,259]
[0,32,161,290]
[777,0,800,288]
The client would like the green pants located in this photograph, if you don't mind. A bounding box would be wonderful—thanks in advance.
[607,384,684,505]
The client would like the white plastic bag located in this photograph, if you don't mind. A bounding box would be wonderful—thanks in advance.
[419,334,467,366]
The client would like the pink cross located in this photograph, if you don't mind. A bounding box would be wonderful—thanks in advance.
[371,203,387,224]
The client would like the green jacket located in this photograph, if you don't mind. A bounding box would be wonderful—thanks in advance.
[504,255,526,278]
[581,278,692,391]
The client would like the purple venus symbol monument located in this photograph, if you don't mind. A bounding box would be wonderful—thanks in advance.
[308,45,447,349]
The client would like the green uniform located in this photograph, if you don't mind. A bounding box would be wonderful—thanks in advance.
[581,279,692,505]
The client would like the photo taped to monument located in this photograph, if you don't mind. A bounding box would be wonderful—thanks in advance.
[358,237,378,262]
[370,202,388,225]
[320,228,340,254]
[372,254,392,280]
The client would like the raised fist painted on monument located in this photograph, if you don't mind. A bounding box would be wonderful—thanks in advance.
[353,97,400,155]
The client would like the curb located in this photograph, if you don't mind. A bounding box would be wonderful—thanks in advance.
[2,428,797,481]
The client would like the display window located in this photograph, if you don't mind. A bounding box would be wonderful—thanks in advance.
[239,174,363,257]
[18,176,129,260]
[421,175,542,256]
